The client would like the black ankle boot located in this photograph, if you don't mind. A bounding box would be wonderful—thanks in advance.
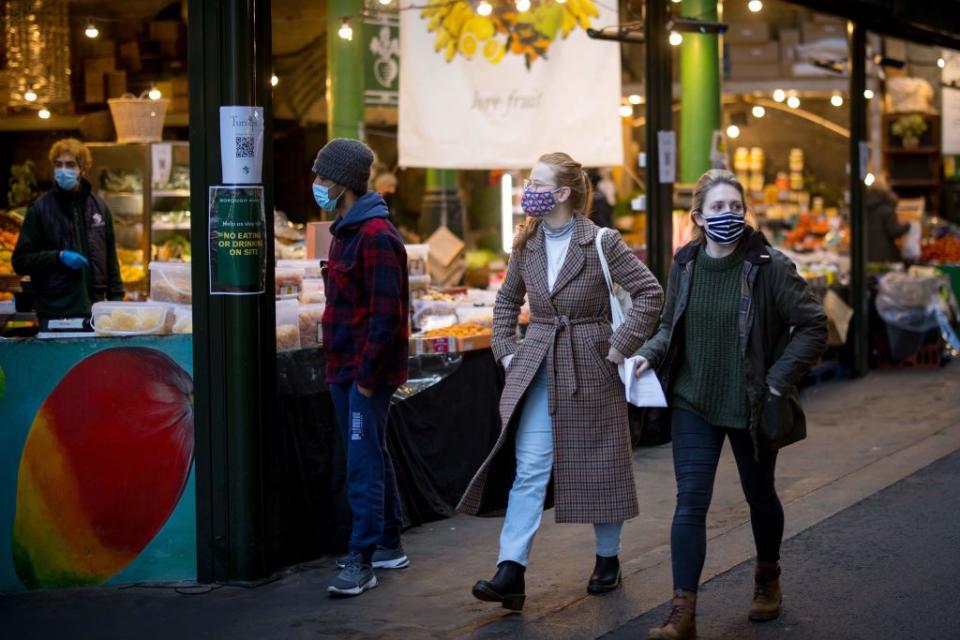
[472,561,526,611]
[587,555,621,595]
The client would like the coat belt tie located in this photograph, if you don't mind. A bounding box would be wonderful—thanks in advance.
[529,314,607,415]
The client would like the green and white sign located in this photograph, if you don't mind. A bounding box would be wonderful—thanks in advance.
[208,186,266,295]
[364,15,399,107]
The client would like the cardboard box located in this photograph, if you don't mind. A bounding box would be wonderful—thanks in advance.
[729,61,782,79]
[105,71,127,99]
[779,28,800,76]
[801,20,846,43]
[725,22,771,45]
[426,225,465,269]
[409,335,457,356]
[823,289,853,347]
[120,41,142,72]
[728,42,779,64]
[457,332,492,352]
[84,73,105,104]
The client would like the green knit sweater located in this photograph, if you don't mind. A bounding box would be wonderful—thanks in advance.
[671,245,751,429]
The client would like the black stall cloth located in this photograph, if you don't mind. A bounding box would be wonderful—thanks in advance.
[273,348,503,563]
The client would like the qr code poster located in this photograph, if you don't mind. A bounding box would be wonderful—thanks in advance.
[219,106,264,184]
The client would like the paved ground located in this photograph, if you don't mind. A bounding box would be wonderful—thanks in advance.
[2,364,960,639]
[605,447,960,640]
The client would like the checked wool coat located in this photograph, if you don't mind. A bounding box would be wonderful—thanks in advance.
[457,216,664,523]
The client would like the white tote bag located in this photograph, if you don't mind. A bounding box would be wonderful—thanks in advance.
[595,228,667,408]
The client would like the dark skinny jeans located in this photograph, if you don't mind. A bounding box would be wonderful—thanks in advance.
[671,408,784,593]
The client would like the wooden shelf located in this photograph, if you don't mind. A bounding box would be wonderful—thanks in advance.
[889,179,940,187]
[886,146,939,154]
[152,189,190,198]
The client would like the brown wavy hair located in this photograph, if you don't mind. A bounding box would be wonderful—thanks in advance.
[689,169,748,245]
[48,138,93,170]
[513,152,593,251]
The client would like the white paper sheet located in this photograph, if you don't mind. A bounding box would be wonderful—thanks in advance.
[622,358,668,408]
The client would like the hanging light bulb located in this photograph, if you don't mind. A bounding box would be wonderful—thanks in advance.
[937,58,945,69]
[84,19,99,39]
[620,104,634,118]
[772,89,786,102]
[669,31,683,46]
[748,0,763,12]
[38,107,51,120]
[556,0,567,4]
[378,0,393,5]
[787,95,800,109]
[726,124,741,139]
[830,93,844,107]
[338,18,354,40]
[516,0,531,11]
[477,1,494,15]
[628,94,642,105]
[24,86,38,102]
[148,85,162,100]
[863,89,874,100]
[271,74,279,87]
[864,172,876,186]
[752,105,765,118]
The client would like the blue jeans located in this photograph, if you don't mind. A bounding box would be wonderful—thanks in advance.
[330,382,403,563]
[498,363,623,566]
[670,408,784,592]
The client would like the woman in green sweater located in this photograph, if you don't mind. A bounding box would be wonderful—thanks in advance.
[636,170,828,640]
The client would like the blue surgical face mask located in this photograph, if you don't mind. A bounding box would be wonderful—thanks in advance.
[700,210,746,245]
[312,183,341,211]
[54,168,79,191]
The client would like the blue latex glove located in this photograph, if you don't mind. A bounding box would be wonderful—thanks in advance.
[59,250,89,270]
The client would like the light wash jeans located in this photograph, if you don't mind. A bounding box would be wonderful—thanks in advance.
[498,363,623,566]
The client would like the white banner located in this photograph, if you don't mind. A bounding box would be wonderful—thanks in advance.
[943,49,960,155]
[399,1,622,169]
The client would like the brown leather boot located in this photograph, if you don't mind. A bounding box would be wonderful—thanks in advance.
[648,590,697,640]
[749,562,782,622]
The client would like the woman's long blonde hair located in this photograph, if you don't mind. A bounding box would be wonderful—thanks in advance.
[513,152,593,251]
[688,169,749,245]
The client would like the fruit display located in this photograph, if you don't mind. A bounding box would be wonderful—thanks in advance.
[276,325,300,351]
[298,303,325,348]
[153,234,191,262]
[12,347,194,588]
[921,236,960,264]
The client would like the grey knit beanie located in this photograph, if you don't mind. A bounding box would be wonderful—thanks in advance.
[312,138,374,196]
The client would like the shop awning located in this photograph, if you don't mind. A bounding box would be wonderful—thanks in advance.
[788,0,960,50]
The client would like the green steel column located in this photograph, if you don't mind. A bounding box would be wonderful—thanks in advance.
[189,0,275,584]
[849,21,869,377]
[679,0,721,183]
[327,0,366,140]
[426,168,457,190]
[646,0,675,286]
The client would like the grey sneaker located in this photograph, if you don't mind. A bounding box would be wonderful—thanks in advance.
[337,545,410,570]
[327,556,378,597]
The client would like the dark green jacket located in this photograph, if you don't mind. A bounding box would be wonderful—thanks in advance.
[637,228,828,454]
[12,179,124,319]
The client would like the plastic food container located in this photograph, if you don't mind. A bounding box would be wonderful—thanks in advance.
[300,278,325,304]
[92,301,170,336]
[149,261,192,304]
[406,244,429,276]
[167,304,193,334]
[275,267,305,298]
[298,303,325,348]
[276,298,300,352]
[409,274,432,299]
[277,259,323,279]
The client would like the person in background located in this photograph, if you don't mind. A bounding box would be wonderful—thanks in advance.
[373,171,400,227]
[866,173,910,263]
[636,170,827,640]
[588,169,614,229]
[314,138,411,598]
[12,138,124,322]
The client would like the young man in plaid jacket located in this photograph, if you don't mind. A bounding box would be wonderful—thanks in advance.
[314,139,410,597]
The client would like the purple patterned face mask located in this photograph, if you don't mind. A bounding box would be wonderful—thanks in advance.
[521,188,560,217]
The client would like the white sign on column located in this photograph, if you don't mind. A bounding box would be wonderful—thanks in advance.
[943,50,960,155]
[220,106,265,184]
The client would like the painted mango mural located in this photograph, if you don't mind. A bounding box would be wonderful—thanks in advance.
[0,337,197,591]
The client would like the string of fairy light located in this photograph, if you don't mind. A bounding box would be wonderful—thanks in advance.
[16,1,954,121]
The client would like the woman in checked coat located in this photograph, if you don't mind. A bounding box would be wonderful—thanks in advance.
[458,152,664,610]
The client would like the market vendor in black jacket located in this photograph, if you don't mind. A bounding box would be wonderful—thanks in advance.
[12,138,124,319]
